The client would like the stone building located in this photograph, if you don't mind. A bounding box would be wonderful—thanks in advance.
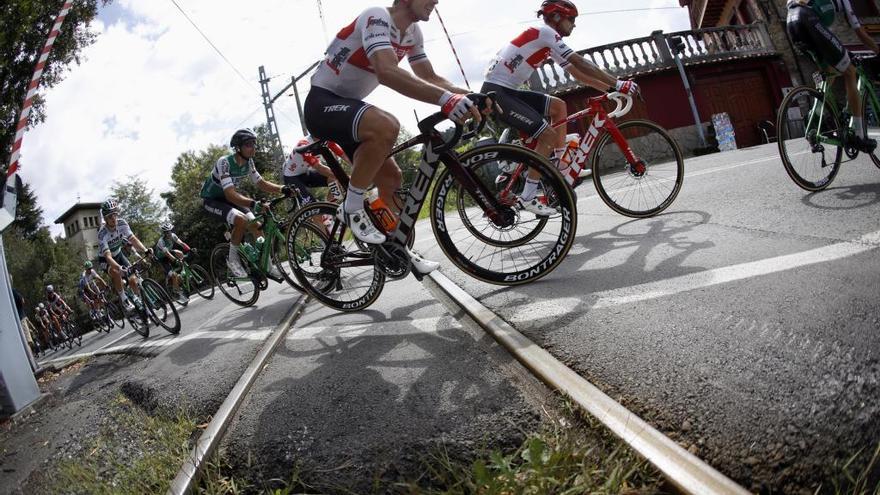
[54,202,102,262]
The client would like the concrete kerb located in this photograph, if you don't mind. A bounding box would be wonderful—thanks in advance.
[167,294,310,495]
[426,271,751,495]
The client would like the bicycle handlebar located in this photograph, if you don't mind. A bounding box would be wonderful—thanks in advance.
[417,92,495,154]
[606,92,633,119]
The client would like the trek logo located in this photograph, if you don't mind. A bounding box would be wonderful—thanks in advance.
[324,104,351,113]
[326,47,351,75]
[507,110,533,126]
[504,54,524,73]
[576,114,605,159]
[367,16,389,28]
[393,151,438,244]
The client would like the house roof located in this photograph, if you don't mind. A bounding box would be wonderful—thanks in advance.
[54,202,102,225]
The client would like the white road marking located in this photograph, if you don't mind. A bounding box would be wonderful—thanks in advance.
[288,315,458,340]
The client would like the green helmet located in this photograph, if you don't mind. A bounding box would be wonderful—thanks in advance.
[101,198,119,215]
[84,260,93,269]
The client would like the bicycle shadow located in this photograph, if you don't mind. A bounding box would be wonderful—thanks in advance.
[226,299,540,493]
[801,182,880,210]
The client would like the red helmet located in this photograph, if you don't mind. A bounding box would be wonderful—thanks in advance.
[539,0,578,18]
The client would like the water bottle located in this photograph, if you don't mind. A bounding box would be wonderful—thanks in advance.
[241,242,258,262]
[255,236,265,256]
[364,188,397,233]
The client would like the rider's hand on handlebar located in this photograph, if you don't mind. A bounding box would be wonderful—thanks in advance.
[614,79,640,97]
[281,184,295,198]
[439,91,481,125]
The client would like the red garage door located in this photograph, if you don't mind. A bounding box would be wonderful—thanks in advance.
[698,70,775,148]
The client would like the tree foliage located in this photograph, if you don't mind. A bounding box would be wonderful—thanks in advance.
[1,0,113,169]
[110,175,166,247]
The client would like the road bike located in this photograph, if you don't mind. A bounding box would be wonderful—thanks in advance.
[497,92,684,218]
[163,251,214,307]
[777,54,880,191]
[122,256,181,337]
[285,94,577,312]
[210,196,301,307]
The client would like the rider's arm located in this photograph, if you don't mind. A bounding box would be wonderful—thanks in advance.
[256,178,283,195]
[372,50,449,104]
[410,60,468,94]
[222,186,258,209]
[564,54,618,91]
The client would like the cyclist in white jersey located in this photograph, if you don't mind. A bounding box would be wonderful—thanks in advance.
[97,198,152,314]
[154,222,192,301]
[787,0,879,152]
[283,136,345,205]
[304,0,490,275]
[482,0,640,209]
[78,260,109,313]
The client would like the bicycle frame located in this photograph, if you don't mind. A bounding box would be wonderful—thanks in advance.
[807,65,878,148]
[238,197,287,276]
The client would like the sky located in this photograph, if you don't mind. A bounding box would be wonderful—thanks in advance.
[17,0,690,236]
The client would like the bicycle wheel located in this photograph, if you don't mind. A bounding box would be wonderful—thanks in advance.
[269,234,305,292]
[860,90,880,169]
[67,322,82,347]
[106,301,125,329]
[128,310,149,338]
[777,86,842,191]
[287,202,385,311]
[142,278,181,334]
[166,280,189,308]
[211,243,261,307]
[188,263,214,299]
[591,119,684,217]
[432,144,577,285]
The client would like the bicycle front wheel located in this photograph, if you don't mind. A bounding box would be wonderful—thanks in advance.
[431,144,577,285]
[591,119,684,217]
[287,202,385,311]
[189,263,214,299]
[777,86,842,191]
[142,278,181,334]
[211,243,261,307]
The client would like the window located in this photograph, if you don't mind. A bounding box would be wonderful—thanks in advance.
[85,217,91,228]
[75,220,80,232]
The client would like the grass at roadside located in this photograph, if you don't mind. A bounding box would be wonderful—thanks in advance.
[42,393,200,495]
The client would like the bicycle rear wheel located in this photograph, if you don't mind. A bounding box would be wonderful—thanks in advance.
[591,119,684,217]
[431,144,577,285]
[860,90,880,169]
[211,243,261,307]
[142,279,181,334]
[286,202,385,311]
[188,263,214,299]
[777,86,842,191]
[106,301,125,329]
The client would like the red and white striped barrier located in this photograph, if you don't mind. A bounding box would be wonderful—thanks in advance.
[434,8,471,90]
[1,1,74,232]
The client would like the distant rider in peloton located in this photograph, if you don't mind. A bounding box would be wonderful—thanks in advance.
[154,222,192,302]
[303,0,491,275]
[283,136,346,206]
[200,128,294,278]
[787,0,880,152]
[97,198,153,314]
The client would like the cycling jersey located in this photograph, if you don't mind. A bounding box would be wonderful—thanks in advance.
[200,155,263,199]
[155,233,180,259]
[47,293,67,313]
[484,25,575,90]
[98,218,134,257]
[310,6,428,100]
[789,0,860,28]
[283,137,346,178]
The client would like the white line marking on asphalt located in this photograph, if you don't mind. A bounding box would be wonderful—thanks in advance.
[587,230,880,309]
[289,316,456,340]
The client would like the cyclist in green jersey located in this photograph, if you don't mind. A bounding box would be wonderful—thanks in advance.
[200,128,295,278]
[154,222,191,301]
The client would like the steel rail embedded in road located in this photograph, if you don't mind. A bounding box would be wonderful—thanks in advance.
[427,271,750,495]
[167,295,309,495]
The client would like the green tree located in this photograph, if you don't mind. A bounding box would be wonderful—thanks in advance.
[1,0,113,169]
[110,175,165,246]
[9,181,43,239]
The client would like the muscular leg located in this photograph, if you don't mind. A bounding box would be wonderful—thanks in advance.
[351,107,400,192]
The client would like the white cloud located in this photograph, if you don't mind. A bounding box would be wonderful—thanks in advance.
[18,0,688,235]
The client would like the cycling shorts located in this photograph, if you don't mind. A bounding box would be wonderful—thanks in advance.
[159,257,175,277]
[202,198,255,226]
[100,252,131,273]
[481,82,551,140]
[303,86,372,159]
[787,4,851,73]
[283,172,328,204]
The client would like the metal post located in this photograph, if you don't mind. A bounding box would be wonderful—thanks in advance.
[0,237,41,418]
[258,65,284,163]
[291,77,306,135]
[672,49,708,147]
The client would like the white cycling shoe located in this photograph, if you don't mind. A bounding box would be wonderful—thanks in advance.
[408,248,439,275]
[577,167,592,178]
[517,197,556,217]
[227,257,247,278]
[268,264,284,280]
[337,204,386,244]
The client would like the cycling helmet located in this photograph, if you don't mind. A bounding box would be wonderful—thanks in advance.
[101,198,119,215]
[230,128,257,149]
[160,222,174,232]
[538,0,578,18]
[46,285,54,293]
[84,260,93,269]
[38,303,44,310]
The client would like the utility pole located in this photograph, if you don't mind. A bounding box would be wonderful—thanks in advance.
[258,61,321,162]
[665,33,708,147]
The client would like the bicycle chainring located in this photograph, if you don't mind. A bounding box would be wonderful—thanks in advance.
[375,242,410,280]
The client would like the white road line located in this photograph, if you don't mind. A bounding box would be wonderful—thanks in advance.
[289,315,455,340]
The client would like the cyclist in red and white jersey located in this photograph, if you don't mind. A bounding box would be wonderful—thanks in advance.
[283,136,345,205]
[482,0,640,210]
[304,0,490,275]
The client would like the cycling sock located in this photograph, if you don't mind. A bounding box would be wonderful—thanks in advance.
[853,117,865,135]
[521,178,540,201]
[118,290,127,303]
[228,244,241,262]
[344,185,366,213]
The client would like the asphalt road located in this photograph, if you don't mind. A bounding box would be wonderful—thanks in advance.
[415,142,880,493]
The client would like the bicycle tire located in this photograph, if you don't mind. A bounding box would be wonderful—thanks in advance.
[106,301,125,329]
[269,234,305,292]
[128,310,149,338]
[860,90,880,169]
[287,202,385,311]
[142,278,181,334]
[211,243,261,307]
[68,322,82,347]
[591,119,684,217]
[431,144,577,285]
[189,263,214,299]
[777,85,842,191]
